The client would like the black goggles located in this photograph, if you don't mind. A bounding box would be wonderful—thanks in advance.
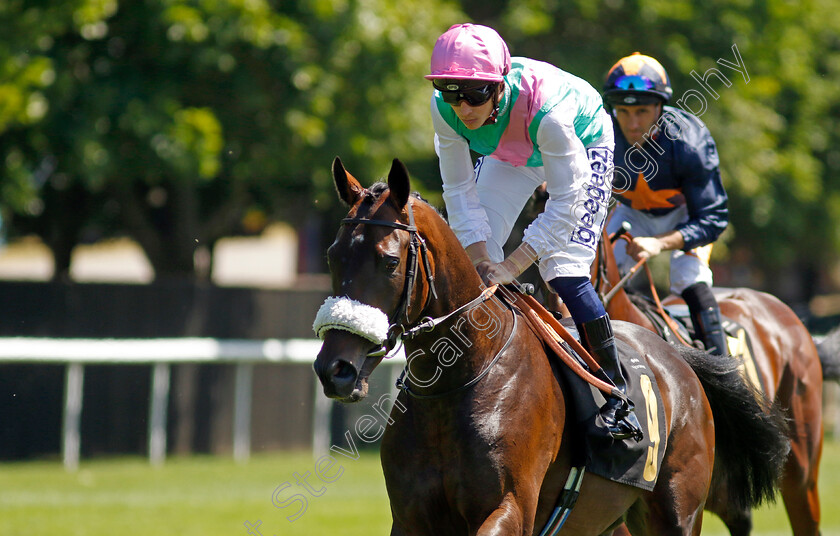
[433,81,497,106]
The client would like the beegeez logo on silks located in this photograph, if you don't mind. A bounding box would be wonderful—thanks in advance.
[570,146,613,250]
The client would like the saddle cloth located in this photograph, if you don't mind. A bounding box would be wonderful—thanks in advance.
[544,318,669,492]
[662,304,766,395]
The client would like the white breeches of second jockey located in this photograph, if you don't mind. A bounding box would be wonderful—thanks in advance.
[606,203,713,295]
[475,136,614,281]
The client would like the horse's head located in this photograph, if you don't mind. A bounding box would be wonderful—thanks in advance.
[313,157,437,402]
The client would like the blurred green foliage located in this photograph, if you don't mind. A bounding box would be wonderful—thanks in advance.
[1,0,839,292]
[0,0,461,277]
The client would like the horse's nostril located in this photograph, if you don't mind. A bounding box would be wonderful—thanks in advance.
[330,359,356,382]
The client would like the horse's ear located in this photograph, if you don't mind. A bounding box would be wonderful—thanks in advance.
[387,158,411,210]
[332,157,365,206]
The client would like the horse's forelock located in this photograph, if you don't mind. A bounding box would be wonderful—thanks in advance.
[369,182,389,197]
[368,182,430,204]
[352,181,443,223]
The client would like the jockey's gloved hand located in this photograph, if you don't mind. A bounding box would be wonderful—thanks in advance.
[484,243,538,286]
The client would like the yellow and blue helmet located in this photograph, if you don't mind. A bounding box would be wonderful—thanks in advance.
[603,52,672,107]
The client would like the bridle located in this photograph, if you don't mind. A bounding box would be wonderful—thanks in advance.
[341,196,438,358]
[341,193,517,399]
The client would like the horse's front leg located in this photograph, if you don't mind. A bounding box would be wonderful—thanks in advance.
[476,493,534,536]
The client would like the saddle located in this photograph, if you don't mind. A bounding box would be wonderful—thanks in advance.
[506,289,668,492]
[632,294,766,396]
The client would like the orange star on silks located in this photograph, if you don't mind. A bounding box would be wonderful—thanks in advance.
[613,173,684,211]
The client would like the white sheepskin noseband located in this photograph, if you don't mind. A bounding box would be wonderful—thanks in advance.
[313,296,390,344]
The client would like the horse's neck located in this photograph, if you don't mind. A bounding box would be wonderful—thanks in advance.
[606,288,658,333]
[423,219,485,318]
[406,209,520,383]
[405,290,513,394]
[408,227,513,390]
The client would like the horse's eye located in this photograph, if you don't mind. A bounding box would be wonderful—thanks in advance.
[384,256,400,273]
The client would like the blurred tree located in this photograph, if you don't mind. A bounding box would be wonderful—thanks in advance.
[0,0,461,280]
[467,0,840,301]
[3,1,839,300]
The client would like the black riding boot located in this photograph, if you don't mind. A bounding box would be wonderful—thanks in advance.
[578,314,644,441]
[682,283,729,357]
[693,307,729,357]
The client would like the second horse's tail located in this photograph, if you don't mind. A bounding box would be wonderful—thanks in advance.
[677,345,789,511]
[815,326,840,381]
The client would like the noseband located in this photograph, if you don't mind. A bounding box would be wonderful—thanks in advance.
[342,197,438,357]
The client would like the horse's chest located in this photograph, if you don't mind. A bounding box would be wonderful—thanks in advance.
[384,449,506,534]
[382,407,508,517]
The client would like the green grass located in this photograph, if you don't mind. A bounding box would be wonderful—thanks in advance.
[702,437,840,536]
[1,441,839,536]
[0,450,391,536]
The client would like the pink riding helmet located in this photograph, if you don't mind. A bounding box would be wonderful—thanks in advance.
[425,24,511,82]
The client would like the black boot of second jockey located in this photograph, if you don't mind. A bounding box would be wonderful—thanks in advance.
[682,283,729,357]
[578,315,644,442]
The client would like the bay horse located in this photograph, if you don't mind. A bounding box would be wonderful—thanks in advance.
[313,158,787,536]
[593,226,824,536]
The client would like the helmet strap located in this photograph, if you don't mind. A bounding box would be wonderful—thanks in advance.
[483,82,503,126]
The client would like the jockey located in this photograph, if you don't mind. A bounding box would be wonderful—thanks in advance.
[427,23,642,441]
[603,52,730,356]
